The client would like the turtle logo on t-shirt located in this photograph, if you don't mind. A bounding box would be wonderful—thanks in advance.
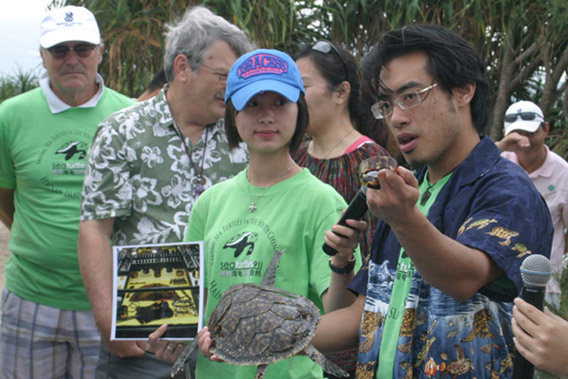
[223,232,258,258]
[56,141,87,160]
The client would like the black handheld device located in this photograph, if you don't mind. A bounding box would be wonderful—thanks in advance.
[322,186,369,256]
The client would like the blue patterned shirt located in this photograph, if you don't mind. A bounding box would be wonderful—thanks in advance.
[350,136,553,378]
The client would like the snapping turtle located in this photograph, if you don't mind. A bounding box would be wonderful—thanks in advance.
[171,249,348,378]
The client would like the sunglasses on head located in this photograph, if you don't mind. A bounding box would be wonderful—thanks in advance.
[504,112,544,123]
[311,40,348,81]
[46,43,97,60]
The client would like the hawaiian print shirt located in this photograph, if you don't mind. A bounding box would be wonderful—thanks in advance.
[80,89,248,245]
[349,137,553,378]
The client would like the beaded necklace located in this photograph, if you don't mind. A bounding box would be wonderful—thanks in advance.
[174,123,210,198]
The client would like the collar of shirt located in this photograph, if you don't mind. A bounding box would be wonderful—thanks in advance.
[415,136,500,188]
[527,145,553,179]
[39,72,105,114]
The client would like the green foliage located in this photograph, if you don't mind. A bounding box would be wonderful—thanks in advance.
[539,257,568,379]
[0,69,39,104]
[46,0,568,154]
[54,0,193,97]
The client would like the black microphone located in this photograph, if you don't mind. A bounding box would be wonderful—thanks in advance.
[512,254,552,379]
[322,186,369,256]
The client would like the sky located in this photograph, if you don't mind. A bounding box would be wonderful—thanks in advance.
[0,0,52,77]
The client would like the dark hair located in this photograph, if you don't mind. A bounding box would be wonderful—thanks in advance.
[295,42,363,128]
[225,93,310,154]
[146,70,167,92]
[359,60,405,164]
[363,24,490,135]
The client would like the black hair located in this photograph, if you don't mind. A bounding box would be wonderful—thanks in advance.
[294,42,363,128]
[359,59,405,164]
[146,70,167,92]
[224,93,310,154]
[362,24,491,135]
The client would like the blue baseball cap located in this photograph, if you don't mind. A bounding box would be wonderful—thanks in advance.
[225,49,305,111]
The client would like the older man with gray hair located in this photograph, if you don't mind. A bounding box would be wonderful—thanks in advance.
[78,6,252,378]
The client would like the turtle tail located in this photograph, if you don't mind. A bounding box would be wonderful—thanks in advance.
[261,249,285,286]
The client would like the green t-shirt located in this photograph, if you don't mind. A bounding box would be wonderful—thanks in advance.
[185,168,360,379]
[0,87,134,310]
[376,171,452,378]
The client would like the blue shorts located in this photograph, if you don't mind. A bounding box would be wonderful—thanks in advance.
[0,287,101,378]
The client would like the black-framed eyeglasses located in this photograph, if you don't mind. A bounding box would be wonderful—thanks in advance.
[371,83,439,119]
[46,43,97,60]
[504,112,544,123]
[201,63,228,83]
[312,40,348,81]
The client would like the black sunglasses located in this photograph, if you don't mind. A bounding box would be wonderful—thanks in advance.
[46,44,97,60]
[504,112,544,123]
[312,40,348,81]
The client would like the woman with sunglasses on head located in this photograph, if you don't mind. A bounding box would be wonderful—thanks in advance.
[292,40,395,379]
[184,49,363,379]
[293,42,397,261]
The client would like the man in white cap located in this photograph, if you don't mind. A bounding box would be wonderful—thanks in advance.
[497,100,568,299]
[0,5,134,378]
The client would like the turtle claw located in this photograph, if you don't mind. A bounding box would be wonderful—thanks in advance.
[171,339,198,378]
[255,364,268,379]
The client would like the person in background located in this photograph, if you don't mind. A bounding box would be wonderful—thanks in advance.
[293,41,391,378]
[77,6,252,378]
[359,56,405,166]
[186,48,361,379]
[293,41,391,261]
[0,6,134,378]
[496,100,568,302]
[137,69,167,101]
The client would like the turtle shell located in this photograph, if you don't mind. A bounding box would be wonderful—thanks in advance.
[208,281,320,366]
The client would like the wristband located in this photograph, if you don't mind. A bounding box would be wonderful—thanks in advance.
[328,255,356,275]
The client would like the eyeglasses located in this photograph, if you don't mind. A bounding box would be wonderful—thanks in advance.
[201,63,228,83]
[46,43,97,60]
[371,83,439,119]
[504,112,544,123]
[312,40,348,81]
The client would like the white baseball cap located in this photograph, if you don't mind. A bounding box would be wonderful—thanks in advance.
[40,6,101,48]
[504,100,545,136]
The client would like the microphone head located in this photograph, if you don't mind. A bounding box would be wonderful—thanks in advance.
[520,254,552,287]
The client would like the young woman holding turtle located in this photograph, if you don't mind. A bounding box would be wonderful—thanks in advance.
[182,49,363,378]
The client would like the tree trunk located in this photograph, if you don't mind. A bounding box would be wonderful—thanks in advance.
[489,39,515,141]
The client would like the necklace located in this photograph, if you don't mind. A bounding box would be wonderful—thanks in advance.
[420,178,436,206]
[310,129,354,159]
[174,123,210,198]
[246,165,292,213]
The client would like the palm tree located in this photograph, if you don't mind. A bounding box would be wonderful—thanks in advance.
[53,0,568,157]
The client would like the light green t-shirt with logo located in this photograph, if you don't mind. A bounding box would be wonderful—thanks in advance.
[185,168,360,379]
[0,87,134,310]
